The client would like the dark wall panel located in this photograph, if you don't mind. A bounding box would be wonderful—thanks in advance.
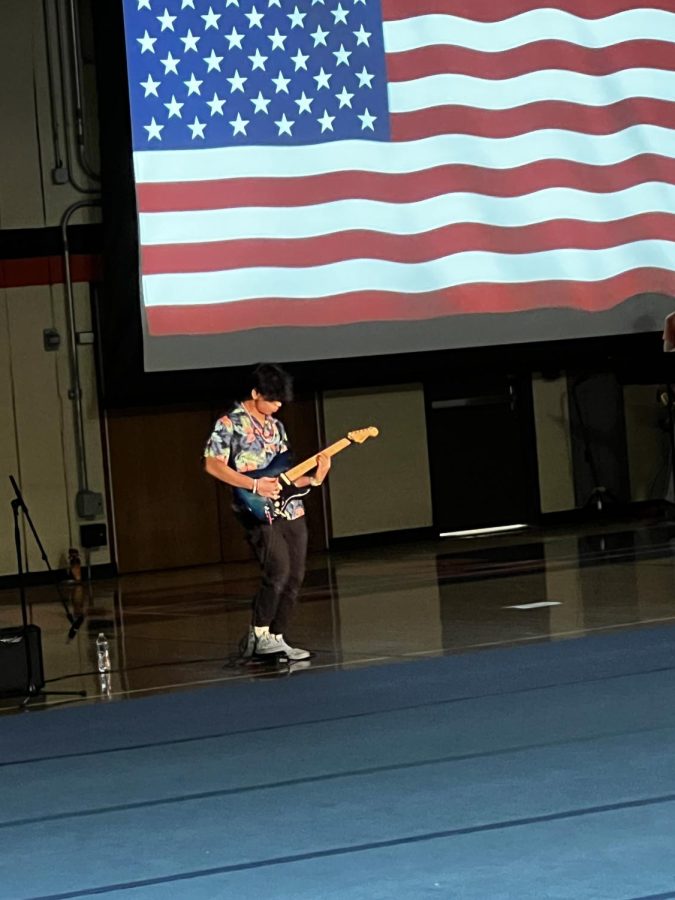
[108,407,222,572]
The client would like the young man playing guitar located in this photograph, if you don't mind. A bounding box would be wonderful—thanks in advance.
[204,364,330,661]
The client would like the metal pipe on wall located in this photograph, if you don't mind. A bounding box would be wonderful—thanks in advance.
[41,0,67,181]
[61,198,101,501]
[53,0,99,194]
[66,0,101,183]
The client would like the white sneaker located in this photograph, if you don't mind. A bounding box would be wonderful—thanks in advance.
[254,632,287,656]
[273,635,311,661]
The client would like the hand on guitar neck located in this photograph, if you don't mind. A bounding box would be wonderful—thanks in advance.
[311,451,331,486]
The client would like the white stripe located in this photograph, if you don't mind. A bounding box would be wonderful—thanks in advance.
[389,70,675,113]
[505,602,562,609]
[383,10,675,54]
[440,524,528,537]
[138,183,675,244]
[133,126,675,182]
[141,240,674,305]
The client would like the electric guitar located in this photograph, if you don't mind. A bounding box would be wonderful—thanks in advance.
[234,426,379,523]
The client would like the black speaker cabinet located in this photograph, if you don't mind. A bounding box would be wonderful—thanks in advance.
[0,625,45,696]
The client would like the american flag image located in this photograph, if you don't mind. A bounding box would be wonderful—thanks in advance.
[121,0,675,337]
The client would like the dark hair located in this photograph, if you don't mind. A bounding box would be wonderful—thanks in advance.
[252,363,293,402]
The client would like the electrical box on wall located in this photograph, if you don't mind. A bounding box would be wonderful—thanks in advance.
[43,328,60,351]
[76,490,104,519]
[80,523,107,549]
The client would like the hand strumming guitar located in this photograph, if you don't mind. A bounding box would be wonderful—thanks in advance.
[256,477,280,499]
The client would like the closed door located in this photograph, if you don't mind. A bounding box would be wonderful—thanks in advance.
[427,377,539,532]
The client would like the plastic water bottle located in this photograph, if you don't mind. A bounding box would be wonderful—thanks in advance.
[96,633,111,673]
[99,671,112,699]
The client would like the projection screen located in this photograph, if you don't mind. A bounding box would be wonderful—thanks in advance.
[120,0,675,372]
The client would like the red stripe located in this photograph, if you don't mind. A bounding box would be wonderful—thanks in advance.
[141,215,675,275]
[0,255,101,289]
[387,41,675,81]
[391,99,675,141]
[136,156,675,212]
[382,1,675,22]
[145,269,675,335]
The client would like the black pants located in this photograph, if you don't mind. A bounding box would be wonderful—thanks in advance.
[246,516,308,635]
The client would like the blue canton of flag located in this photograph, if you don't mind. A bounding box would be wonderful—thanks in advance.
[122,0,390,148]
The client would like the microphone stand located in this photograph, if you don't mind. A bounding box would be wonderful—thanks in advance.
[8,476,86,708]
[10,478,83,635]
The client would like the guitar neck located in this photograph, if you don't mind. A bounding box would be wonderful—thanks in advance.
[284,438,351,482]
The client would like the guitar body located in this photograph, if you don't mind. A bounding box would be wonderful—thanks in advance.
[233,452,310,523]
[231,427,378,524]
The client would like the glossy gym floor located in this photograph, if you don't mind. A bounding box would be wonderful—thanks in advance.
[2,514,675,713]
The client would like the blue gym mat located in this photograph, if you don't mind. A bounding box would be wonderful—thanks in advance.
[4,625,675,899]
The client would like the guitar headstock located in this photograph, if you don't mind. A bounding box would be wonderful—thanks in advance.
[347,426,379,444]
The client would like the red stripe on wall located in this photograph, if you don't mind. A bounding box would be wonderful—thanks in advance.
[0,255,101,289]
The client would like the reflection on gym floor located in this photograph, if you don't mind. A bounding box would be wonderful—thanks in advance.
[2,520,675,712]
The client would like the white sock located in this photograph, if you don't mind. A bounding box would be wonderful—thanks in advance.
[254,626,269,638]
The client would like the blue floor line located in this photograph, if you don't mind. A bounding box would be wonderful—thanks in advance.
[3,662,673,769]
[3,720,675,832]
[625,893,675,900]
[22,792,675,900]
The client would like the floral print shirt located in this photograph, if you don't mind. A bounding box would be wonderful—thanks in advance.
[204,403,304,520]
